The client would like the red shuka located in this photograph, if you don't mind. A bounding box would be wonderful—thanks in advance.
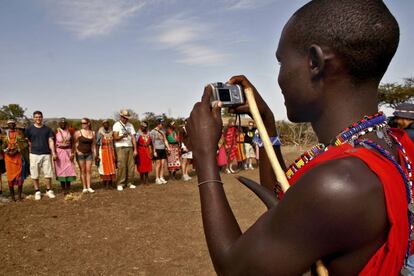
[287,129,413,275]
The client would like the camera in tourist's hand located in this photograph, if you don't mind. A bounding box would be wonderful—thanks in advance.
[210,82,245,107]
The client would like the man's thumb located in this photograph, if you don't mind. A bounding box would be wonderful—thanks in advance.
[212,101,222,121]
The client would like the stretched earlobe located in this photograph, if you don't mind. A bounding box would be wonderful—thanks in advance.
[308,44,325,79]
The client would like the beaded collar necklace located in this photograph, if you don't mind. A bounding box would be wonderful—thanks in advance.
[285,112,388,180]
[284,112,414,273]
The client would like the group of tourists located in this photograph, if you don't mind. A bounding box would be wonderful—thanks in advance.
[0,109,197,201]
[0,108,266,202]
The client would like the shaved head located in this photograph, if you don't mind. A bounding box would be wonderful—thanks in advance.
[289,0,399,82]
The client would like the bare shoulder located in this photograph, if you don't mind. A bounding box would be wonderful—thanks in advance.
[292,155,385,201]
[277,156,388,253]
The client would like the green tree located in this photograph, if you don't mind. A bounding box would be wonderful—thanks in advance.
[378,77,414,109]
[0,104,27,120]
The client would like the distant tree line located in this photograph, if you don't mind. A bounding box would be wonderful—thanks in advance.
[1,77,413,145]
[378,77,414,108]
[0,104,186,132]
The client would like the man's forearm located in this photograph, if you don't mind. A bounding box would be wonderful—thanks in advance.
[132,138,137,151]
[197,154,242,272]
[113,133,122,141]
[49,140,56,155]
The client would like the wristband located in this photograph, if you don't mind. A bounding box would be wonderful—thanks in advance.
[254,136,281,147]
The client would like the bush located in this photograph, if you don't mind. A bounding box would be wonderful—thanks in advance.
[276,121,317,146]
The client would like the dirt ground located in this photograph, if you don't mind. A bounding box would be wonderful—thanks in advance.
[0,147,301,276]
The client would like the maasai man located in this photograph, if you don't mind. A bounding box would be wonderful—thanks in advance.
[54,118,76,194]
[187,0,412,274]
[1,119,29,201]
[96,120,116,188]
[136,121,152,184]
[166,121,181,180]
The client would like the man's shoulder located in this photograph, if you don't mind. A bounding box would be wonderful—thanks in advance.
[44,125,53,132]
[286,156,386,225]
[294,156,383,196]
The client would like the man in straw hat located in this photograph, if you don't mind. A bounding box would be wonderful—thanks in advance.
[113,110,137,191]
[186,0,414,274]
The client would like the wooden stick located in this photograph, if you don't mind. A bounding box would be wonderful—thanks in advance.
[244,87,329,276]
[244,88,289,192]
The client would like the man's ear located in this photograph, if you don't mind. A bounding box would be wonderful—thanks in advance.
[308,44,325,79]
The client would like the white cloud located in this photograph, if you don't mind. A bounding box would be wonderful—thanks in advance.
[224,0,275,10]
[44,0,146,39]
[177,44,227,66]
[157,25,199,47]
[151,15,228,66]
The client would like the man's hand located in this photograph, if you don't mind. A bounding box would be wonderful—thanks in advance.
[52,153,58,161]
[187,85,222,161]
[228,75,275,129]
[133,150,138,158]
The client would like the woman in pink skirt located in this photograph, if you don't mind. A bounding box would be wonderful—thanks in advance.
[54,118,76,194]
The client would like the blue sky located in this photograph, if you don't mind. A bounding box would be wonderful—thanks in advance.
[1,0,413,120]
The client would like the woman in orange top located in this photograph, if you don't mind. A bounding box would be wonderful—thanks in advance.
[1,119,29,201]
[96,120,116,189]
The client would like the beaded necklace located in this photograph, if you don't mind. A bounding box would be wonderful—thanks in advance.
[354,137,413,275]
[283,112,414,273]
[57,128,71,146]
[140,131,150,145]
[285,112,388,180]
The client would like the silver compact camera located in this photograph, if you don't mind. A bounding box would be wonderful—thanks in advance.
[210,82,245,107]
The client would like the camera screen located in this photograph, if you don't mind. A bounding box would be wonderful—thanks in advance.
[218,89,231,102]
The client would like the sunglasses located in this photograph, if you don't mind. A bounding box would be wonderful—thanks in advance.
[81,122,88,124]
